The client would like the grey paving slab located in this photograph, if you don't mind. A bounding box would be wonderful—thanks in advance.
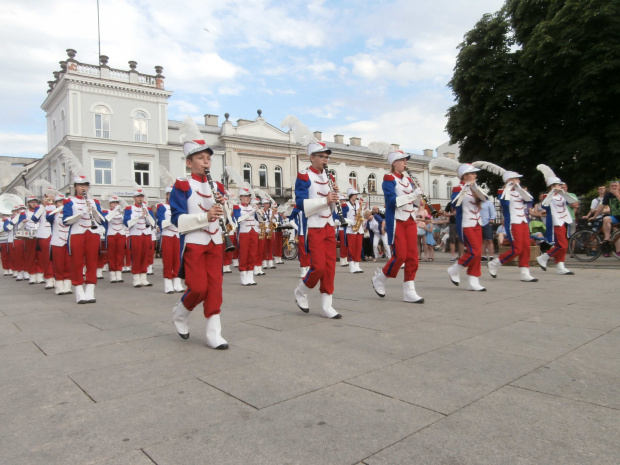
[0,341,44,361]
[365,386,620,465]
[423,303,540,331]
[58,307,159,331]
[348,344,543,415]
[92,450,155,465]
[144,382,443,465]
[458,320,605,360]
[525,303,620,330]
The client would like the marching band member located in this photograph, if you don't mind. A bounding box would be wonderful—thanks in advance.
[156,187,183,294]
[23,195,41,284]
[147,222,156,276]
[289,206,309,278]
[10,204,28,281]
[366,209,391,260]
[123,189,156,288]
[337,194,349,267]
[261,198,277,269]
[96,224,107,280]
[342,188,365,273]
[475,162,538,282]
[272,205,285,265]
[293,141,342,319]
[370,148,425,303]
[2,206,20,278]
[31,194,55,288]
[104,196,126,283]
[169,117,228,349]
[535,164,577,275]
[0,213,10,276]
[221,195,236,274]
[47,194,72,295]
[232,187,259,286]
[253,198,266,276]
[62,175,105,304]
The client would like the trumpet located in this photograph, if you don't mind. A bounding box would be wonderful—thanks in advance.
[204,169,235,252]
[405,171,438,217]
[325,163,348,227]
[84,193,99,230]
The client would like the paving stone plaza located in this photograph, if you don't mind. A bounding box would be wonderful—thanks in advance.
[1,256,619,464]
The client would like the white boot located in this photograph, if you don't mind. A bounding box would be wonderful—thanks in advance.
[172,300,191,339]
[15,271,23,281]
[488,259,501,278]
[205,314,228,349]
[294,280,311,312]
[536,253,550,271]
[300,266,307,278]
[24,271,30,280]
[268,260,276,269]
[110,271,117,283]
[63,280,73,294]
[320,293,342,319]
[96,268,104,279]
[36,272,45,283]
[349,262,356,274]
[240,270,249,286]
[45,277,55,289]
[254,266,265,276]
[556,262,574,275]
[355,262,364,273]
[403,281,424,303]
[2,270,8,276]
[262,260,268,269]
[467,275,486,291]
[246,269,257,285]
[371,268,387,298]
[103,264,109,272]
[339,257,346,267]
[164,278,174,294]
[74,285,87,304]
[173,277,184,292]
[84,283,96,303]
[147,265,154,275]
[520,267,538,282]
[447,263,464,286]
[140,273,152,286]
[133,274,142,288]
[116,271,124,283]
[232,258,239,268]
[28,273,36,285]
[223,265,232,273]
[275,257,283,264]
[54,280,62,295]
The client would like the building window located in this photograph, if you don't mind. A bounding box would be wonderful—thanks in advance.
[243,163,252,186]
[274,166,283,196]
[94,159,113,185]
[446,181,453,199]
[259,164,268,188]
[133,111,148,142]
[134,162,150,186]
[367,174,376,193]
[432,180,438,199]
[348,172,357,190]
[94,105,110,139]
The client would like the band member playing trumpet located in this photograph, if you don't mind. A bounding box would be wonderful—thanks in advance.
[4,205,27,280]
[123,189,156,288]
[104,196,127,284]
[169,117,228,349]
[156,187,183,293]
[47,194,72,295]
[233,187,259,286]
[294,141,342,319]
[342,187,365,273]
[32,194,55,288]
[63,175,105,304]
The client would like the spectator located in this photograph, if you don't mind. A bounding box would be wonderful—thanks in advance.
[364,210,390,261]
[432,214,447,245]
[424,216,436,261]
[416,214,427,259]
[442,203,461,261]
[496,219,507,247]
[371,205,385,219]
[590,180,620,257]
[583,185,607,222]
[530,192,547,221]
[479,199,496,261]
[522,186,534,222]
[560,182,579,236]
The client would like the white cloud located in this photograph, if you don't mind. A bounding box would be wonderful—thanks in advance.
[0,132,47,156]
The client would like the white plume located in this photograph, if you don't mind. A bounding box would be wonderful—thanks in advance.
[33,179,59,197]
[225,165,245,188]
[472,161,506,177]
[159,165,174,187]
[13,186,34,198]
[178,116,203,144]
[536,164,557,180]
[58,146,85,176]
[429,157,461,173]
[368,141,394,158]
[281,115,317,147]
[254,187,275,204]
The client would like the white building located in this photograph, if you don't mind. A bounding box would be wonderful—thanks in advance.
[2,49,460,210]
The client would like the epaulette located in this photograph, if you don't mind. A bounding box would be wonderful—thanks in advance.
[102,209,109,214]
[63,198,71,205]
[233,205,241,211]
[452,186,462,193]
[297,171,310,182]
[341,203,347,208]
[147,207,153,211]
[125,206,132,210]
[94,199,100,204]
[498,189,504,196]
[383,173,395,181]
[156,203,164,209]
[174,178,190,192]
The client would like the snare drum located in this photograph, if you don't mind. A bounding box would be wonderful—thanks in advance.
[15,229,37,240]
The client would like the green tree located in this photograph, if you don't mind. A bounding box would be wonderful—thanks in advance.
[447,0,620,194]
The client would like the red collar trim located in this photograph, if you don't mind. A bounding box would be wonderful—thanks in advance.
[392,171,403,179]
[309,166,324,175]
[191,173,208,182]
[75,195,84,200]
[134,203,144,208]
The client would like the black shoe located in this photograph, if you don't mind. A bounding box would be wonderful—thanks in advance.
[214,343,229,350]
[481,257,488,261]
[331,314,342,319]
[178,331,189,340]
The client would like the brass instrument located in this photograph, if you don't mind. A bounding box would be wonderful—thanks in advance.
[325,163,348,226]
[405,170,438,217]
[205,169,235,252]
[351,196,366,233]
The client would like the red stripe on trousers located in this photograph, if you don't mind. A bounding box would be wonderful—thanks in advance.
[500,222,531,267]
[303,225,336,294]
[52,245,72,280]
[106,234,126,272]
[181,242,223,318]
[161,235,180,279]
[69,231,99,285]
[383,217,419,282]
[130,234,151,274]
[238,230,258,271]
[458,225,482,277]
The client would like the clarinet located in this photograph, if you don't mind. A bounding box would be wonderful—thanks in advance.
[204,169,235,252]
[405,170,438,217]
[324,164,348,227]
[84,193,99,230]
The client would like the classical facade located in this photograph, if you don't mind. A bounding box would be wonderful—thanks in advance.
[2,50,460,210]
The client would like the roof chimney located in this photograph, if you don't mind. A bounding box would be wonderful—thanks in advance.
[391,144,400,151]
[204,114,218,127]
[350,137,361,146]
[313,131,322,141]
[334,134,344,144]
[423,149,433,158]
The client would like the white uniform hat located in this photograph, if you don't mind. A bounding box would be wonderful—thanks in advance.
[54,194,65,202]
[179,117,213,158]
[26,195,38,203]
[261,198,272,205]
[501,171,523,183]
[546,176,562,186]
[238,187,252,197]
[108,195,121,203]
[73,175,90,184]
[537,164,562,186]
[307,141,332,156]
[346,187,360,197]
[133,188,146,197]
[387,150,410,165]
[457,163,480,178]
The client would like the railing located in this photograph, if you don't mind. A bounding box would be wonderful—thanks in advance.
[71,64,158,87]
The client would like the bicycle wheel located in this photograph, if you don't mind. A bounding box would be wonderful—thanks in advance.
[569,230,601,262]
[610,230,620,260]
[283,243,298,260]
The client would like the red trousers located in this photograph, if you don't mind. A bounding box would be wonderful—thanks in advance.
[51,245,72,281]
[263,236,274,260]
[255,237,265,266]
[24,238,39,275]
[130,234,151,274]
[339,229,348,258]
[181,242,223,318]
[69,231,99,285]
[1,243,10,270]
[106,234,126,272]
[500,222,531,267]
[458,225,482,277]
[273,231,283,258]
[548,225,568,263]
[303,225,336,294]
[298,235,310,267]
[238,230,258,271]
[346,233,363,262]
[148,240,156,266]
[12,240,25,272]
[36,237,53,278]
[383,218,419,282]
[97,242,107,269]
[161,235,180,279]
[125,237,131,267]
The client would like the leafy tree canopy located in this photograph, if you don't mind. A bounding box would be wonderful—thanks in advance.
[447,0,620,194]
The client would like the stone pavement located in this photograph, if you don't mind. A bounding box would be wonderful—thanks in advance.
[0,255,619,464]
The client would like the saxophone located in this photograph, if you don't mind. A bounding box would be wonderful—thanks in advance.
[258,207,267,240]
[351,197,366,233]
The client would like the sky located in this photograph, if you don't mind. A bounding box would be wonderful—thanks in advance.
[0,0,506,158]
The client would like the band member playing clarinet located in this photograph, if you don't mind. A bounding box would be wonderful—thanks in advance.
[124,189,156,288]
[293,141,342,319]
[168,117,228,350]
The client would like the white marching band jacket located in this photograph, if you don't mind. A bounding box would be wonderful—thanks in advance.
[105,206,128,237]
[123,204,156,236]
[32,205,53,239]
[62,196,104,235]
[48,208,70,247]
[156,203,179,238]
[547,191,574,227]
[500,183,533,225]
[296,167,336,229]
[343,199,365,235]
[234,203,260,234]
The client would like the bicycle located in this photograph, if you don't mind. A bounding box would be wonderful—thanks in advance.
[282,228,298,260]
[568,219,620,262]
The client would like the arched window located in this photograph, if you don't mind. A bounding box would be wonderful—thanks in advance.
[367,174,376,193]
[348,172,357,190]
[274,166,283,196]
[94,105,110,138]
[432,180,438,199]
[446,181,453,199]
[243,163,252,186]
[328,169,337,182]
[259,164,268,188]
[133,111,147,142]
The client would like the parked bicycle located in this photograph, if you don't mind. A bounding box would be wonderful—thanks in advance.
[568,219,620,262]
